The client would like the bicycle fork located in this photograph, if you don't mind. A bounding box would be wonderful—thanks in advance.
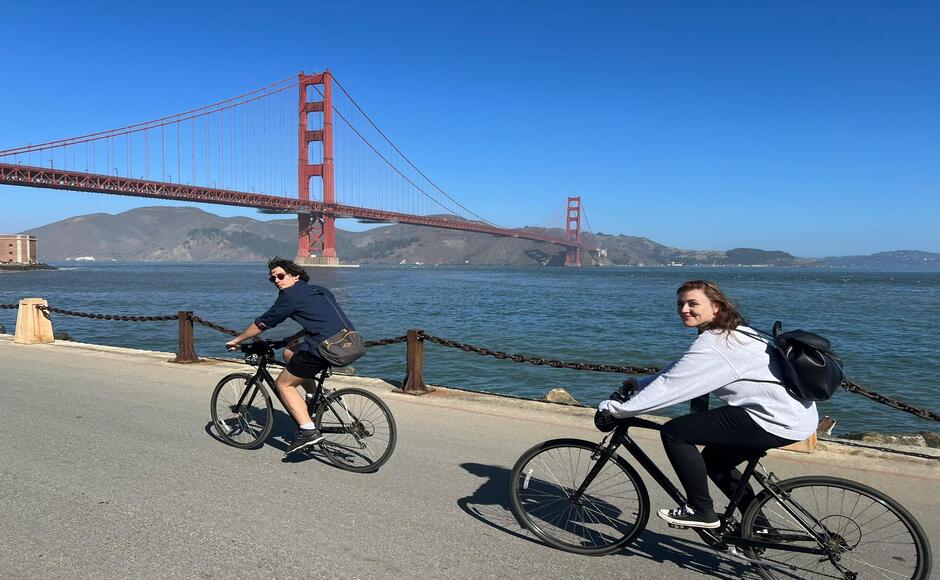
[566,436,622,503]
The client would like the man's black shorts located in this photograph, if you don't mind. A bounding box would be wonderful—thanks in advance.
[286,350,329,379]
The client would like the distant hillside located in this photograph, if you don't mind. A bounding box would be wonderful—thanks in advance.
[24,207,298,262]
[823,250,940,270]
[19,205,924,268]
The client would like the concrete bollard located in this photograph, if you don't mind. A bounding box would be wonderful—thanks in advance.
[13,298,55,345]
[781,433,817,454]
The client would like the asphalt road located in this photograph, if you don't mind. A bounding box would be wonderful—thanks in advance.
[1,337,936,579]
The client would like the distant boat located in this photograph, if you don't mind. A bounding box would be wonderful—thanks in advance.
[67,256,96,262]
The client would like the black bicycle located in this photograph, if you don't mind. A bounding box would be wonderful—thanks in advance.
[509,415,932,579]
[210,339,397,473]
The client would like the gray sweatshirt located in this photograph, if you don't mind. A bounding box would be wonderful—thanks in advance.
[599,326,818,441]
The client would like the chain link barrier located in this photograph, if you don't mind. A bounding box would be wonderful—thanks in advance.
[420,332,662,375]
[36,305,179,322]
[841,379,939,422]
[417,331,939,423]
[187,313,238,336]
[4,303,936,422]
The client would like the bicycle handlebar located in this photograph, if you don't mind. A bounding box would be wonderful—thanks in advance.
[238,338,288,355]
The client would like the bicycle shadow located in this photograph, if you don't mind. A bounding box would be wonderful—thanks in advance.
[204,408,336,467]
[457,462,757,579]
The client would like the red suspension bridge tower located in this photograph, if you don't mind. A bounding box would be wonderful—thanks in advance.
[296,70,338,266]
[564,195,582,267]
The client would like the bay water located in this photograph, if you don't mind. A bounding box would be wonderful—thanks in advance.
[1,263,937,436]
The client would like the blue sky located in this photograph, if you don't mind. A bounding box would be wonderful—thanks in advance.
[1,0,937,257]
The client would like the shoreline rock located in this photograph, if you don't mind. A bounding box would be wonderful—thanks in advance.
[543,388,580,406]
[0,263,57,271]
[841,431,939,448]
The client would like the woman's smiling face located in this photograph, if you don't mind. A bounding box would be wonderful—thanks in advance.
[676,288,719,329]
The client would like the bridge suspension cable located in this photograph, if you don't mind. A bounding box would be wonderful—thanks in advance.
[328,76,499,228]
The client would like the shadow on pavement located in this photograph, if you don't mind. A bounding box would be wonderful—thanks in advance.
[204,407,336,467]
[457,462,757,578]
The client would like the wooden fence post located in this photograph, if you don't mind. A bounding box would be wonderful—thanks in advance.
[401,329,431,395]
[170,311,201,363]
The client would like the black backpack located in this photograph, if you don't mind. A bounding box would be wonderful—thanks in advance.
[739,322,845,402]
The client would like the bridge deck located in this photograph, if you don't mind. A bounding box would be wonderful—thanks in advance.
[1,336,936,579]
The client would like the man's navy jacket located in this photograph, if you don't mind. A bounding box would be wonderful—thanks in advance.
[254,283,353,354]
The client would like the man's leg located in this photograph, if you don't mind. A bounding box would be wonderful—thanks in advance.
[274,367,314,427]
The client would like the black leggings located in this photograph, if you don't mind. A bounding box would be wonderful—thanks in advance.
[660,406,798,516]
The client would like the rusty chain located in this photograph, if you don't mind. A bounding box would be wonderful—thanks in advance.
[420,332,662,374]
[36,304,179,322]
[187,313,238,336]
[417,331,939,423]
[364,336,408,348]
[841,379,939,422]
[4,303,936,422]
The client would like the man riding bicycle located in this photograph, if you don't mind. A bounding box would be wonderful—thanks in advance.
[226,257,357,455]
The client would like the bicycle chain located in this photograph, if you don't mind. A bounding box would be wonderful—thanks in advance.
[5,303,937,422]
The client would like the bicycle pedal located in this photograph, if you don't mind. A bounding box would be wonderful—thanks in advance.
[667,523,690,530]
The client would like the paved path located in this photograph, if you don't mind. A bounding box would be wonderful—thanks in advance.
[1,336,936,579]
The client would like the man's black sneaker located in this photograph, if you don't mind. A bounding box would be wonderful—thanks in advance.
[657,505,721,529]
[286,428,325,455]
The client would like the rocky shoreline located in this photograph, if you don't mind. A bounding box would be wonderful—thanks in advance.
[0,263,56,271]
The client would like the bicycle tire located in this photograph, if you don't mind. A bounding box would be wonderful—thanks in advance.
[314,388,397,473]
[509,438,650,555]
[741,475,932,579]
[210,373,274,449]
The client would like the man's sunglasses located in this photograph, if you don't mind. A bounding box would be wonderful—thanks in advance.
[269,273,288,283]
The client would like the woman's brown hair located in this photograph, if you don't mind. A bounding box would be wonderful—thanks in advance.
[677,280,745,333]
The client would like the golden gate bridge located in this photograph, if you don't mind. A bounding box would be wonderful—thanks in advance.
[0,70,586,266]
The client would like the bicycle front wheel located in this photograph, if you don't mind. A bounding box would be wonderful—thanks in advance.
[314,388,397,473]
[210,373,274,449]
[741,475,932,579]
[509,438,650,555]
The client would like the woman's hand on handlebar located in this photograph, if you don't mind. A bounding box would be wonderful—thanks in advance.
[225,339,241,351]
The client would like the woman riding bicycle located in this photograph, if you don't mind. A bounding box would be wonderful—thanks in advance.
[226,257,357,455]
[598,280,818,529]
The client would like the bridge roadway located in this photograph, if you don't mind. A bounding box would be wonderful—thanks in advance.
[1,336,937,579]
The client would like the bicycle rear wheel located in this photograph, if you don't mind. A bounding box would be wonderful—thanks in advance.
[314,388,397,473]
[509,438,650,555]
[741,475,932,579]
[210,373,274,449]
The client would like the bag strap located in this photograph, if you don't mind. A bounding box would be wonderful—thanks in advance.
[319,289,355,332]
[733,326,773,343]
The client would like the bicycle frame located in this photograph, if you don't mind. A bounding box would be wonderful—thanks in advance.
[233,346,359,437]
[593,417,834,558]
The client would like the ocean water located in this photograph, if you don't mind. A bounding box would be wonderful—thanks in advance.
[1,262,937,436]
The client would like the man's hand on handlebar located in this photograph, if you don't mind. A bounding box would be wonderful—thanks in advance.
[225,339,241,351]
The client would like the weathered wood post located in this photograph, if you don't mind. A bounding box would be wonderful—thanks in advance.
[401,329,431,395]
[171,311,201,363]
[13,298,54,344]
